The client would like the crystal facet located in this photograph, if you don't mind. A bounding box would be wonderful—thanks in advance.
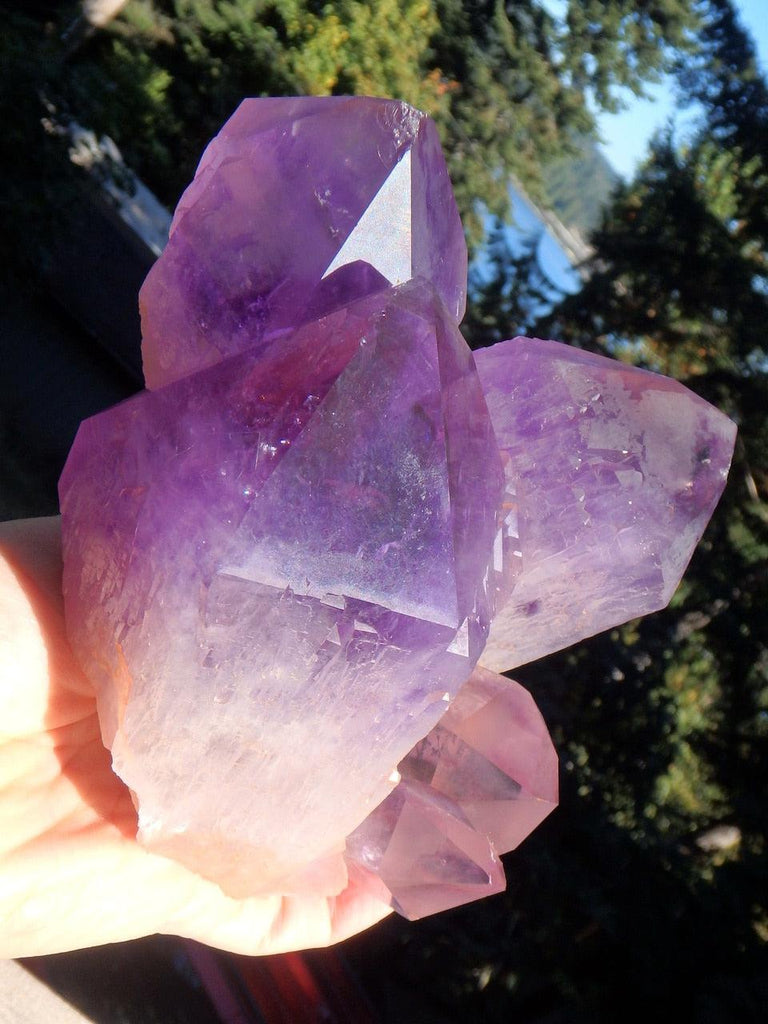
[345,780,506,921]
[60,280,502,894]
[398,664,558,853]
[140,97,467,390]
[475,338,737,672]
[345,665,557,918]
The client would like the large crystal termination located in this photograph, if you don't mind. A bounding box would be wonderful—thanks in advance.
[60,280,503,894]
[475,338,737,672]
[345,665,557,918]
[59,96,737,920]
[140,97,467,389]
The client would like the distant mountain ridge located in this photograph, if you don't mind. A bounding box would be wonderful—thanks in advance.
[542,138,621,237]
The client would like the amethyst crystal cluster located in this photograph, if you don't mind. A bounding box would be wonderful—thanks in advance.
[59,98,736,918]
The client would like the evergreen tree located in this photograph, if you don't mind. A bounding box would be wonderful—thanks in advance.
[356,2,768,1019]
[676,0,768,246]
[462,219,564,347]
[5,0,704,247]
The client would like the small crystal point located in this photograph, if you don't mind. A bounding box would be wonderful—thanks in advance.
[401,665,558,853]
[140,97,467,390]
[346,779,506,921]
[345,666,557,916]
[475,338,737,672]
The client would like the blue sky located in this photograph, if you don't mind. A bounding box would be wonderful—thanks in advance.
[597,0,768,178]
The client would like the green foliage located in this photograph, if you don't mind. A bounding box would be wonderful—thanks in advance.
[13,0,702,246]
[531,0,768,873]
[42,0,451,209]
[520,3,767,1012]
[676,0,768,244]
[563,0,698,106]
[286,0,446,103]
[543,133,768,378]
[431,0,700,238]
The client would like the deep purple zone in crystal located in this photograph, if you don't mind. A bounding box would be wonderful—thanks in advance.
[60,278,504,893]
[58,96,737,917]
[140,96,467,390]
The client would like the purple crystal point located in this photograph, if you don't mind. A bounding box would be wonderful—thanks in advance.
[230,280,501,629]
[345,665,556,917]
[140,97,467,390]
[400,665,558,853]
[474,338,737,672]
[345,779,506,920]
[59,280,502,895]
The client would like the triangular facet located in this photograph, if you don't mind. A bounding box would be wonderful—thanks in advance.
[231,286,459,626]
[321,149,413,286]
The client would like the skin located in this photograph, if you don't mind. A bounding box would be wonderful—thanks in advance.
[0,516,391,958]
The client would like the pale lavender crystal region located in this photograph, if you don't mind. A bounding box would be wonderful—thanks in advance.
[60,279,502,894]
[475,338,737,673]
[58,95,737,918]
[399,664,558,853]
[346,779,506,921]
[140,96,467,390]
[346,665,557,918]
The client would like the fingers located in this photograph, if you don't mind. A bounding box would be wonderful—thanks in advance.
[0,533,64,738]
[327,880,393,946]
[0,517,94,738]
[0,517,64,609]
[158,864,391,956]
[0,518,394,958]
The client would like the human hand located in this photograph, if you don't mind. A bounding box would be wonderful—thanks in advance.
[0,516,390,958]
